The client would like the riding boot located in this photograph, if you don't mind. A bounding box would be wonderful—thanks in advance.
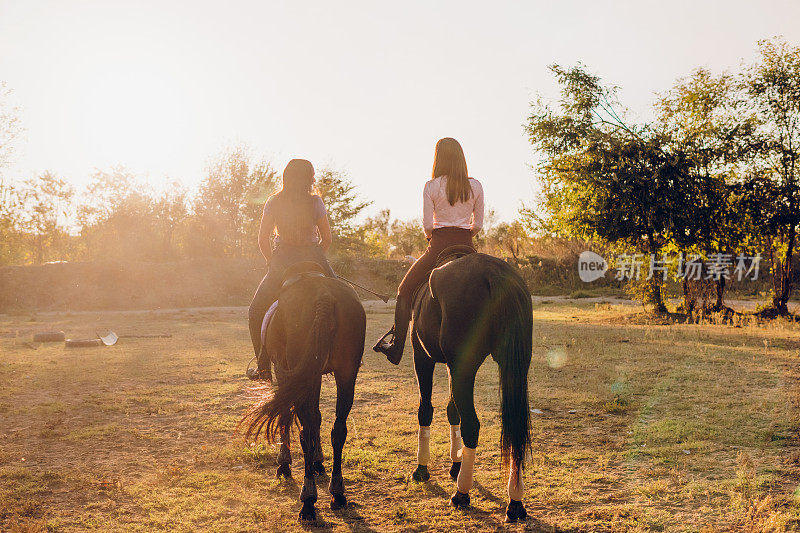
[372,294,412,365]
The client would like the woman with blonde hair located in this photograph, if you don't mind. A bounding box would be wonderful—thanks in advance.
[373,137,484,364]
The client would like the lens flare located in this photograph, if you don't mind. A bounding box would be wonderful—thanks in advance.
[545,347,567,369]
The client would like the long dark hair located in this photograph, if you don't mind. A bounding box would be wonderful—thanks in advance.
[277,159,315,199]
[270,159,317,244]
[432,137,472,205]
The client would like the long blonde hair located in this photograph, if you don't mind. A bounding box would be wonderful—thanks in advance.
[432,137,471,205]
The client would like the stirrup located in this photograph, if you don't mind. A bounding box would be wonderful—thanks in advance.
[372,326,395,353]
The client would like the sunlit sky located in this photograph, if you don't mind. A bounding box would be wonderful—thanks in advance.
[2,1,800,221]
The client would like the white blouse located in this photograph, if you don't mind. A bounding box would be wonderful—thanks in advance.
[422,176,484,238]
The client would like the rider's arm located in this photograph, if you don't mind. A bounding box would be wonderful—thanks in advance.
[258,203,276,262]
[470,180,484,237]
[317,215,332,252]
[314,196,332,252]
[422,182,434,239]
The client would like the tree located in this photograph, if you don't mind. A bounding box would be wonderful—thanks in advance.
[0,82,22,265]
[480,221,531,263]
[17,172,74,263]
[192,145,278,257]
[355,209,428,259]
[738,38,800,315]
[0,82,20,172]
[152,181,189,259]
[387,218,427,258]
[77,167,161,261]
[525,64,705,311]
[656,68,754,313]
[0,181,24,265]
[315,168,372,254]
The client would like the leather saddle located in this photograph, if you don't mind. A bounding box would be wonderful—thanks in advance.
[280,261,327,292]
[412,245,478,304]
[434,245,477,268]
[266,260,328,348]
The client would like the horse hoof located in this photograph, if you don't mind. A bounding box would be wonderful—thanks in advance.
[313,461,326,476]
[411,465,430,482]
[330,493,347,510]
[276,464,292,479]
[449,461,461,481]
[298,502,316,522]
[450,490,470,509]
[505,499,528,523]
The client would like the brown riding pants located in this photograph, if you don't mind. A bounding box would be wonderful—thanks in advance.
[398,227,473,299]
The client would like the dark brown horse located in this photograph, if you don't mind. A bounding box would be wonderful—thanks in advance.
[410,251,532,523]
[241,266,366,522]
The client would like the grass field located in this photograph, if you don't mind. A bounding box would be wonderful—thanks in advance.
[2,301,800,532]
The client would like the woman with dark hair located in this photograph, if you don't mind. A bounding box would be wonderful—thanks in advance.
[248,158,335,362]
[373,137,484,364]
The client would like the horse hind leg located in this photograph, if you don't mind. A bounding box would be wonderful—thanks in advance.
[313,402,325,476]
[446,394,462,480]
[296,379,323,522]
[276,424,292,479]
[411,339,434,482]
[505,458,527,523]
[329,369,356,510]
[449,364,480,509]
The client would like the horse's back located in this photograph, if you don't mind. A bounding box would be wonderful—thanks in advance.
[267,275,365,373]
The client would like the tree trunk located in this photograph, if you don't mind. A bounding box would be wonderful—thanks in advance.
[773,225,796,316]
[646,233,667,314]
[682,276,695,321]
[713,277,726,311]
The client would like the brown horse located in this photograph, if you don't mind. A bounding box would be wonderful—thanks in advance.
[241,266,366,522]
[410,251,532,523]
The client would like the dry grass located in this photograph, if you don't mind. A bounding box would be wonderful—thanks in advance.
[2,302,800,531]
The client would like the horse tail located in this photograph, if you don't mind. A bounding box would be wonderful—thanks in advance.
[489,265,532,473]
[241,289,336,444]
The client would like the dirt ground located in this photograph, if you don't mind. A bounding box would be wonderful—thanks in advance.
[2,301,800,532]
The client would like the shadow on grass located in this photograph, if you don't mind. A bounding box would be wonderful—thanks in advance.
[417,479,449,499]
[473,480,504,505]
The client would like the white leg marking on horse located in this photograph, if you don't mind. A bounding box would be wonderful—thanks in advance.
[508,459,524,500]
[456,446,476,493]
[417,426,431,466]
[449,425,462,462]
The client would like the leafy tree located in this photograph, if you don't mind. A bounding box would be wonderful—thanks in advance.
[479,221,531,263]
[738,38,800,315]
[0,82,22,265]
[77,168,158,261]
[17,171,74,263]
[656,68,754,312]
[152,181,189,259]
[356,209,427,259]
[315,168,372,254]
[0,82,20,172]
[192,145,278,257]
[77,166,142,227]
[525,64,707,311]
[0,181,24,265]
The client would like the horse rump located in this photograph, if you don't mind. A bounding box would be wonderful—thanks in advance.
[239,289,336,443]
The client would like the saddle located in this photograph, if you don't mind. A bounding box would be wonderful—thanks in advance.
[411,245,478,304]
[434,245,477,268]
[279,261,327,291]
